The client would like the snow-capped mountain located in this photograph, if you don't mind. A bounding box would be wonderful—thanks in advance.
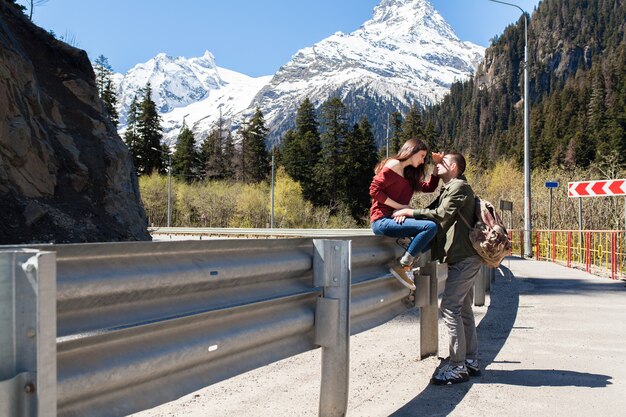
[115,51,270,143]
[117,51,223,123]
[115,0,485,147]
[157,67,271,144]
[253,0,484,144]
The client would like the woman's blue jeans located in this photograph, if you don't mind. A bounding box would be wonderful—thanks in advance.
[371,217,438,257]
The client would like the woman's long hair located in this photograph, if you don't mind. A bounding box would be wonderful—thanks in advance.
[375,138,429,192]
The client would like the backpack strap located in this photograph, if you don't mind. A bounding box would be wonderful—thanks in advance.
[458,212,472,229]
[458,195,478,229]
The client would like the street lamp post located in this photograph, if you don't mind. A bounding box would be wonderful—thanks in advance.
[487,0,532,257]
[270,148,275,228]
[385,112,390,158]
[151,147,172,227]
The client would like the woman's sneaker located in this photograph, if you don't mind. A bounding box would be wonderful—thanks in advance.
[430,363,470,385]
[395,237,412,251]
[389,263,416,290]
[465,359,481,377]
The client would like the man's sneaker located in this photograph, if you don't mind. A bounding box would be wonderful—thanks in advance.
[389,263,416,290]
[465,359,481,377]
[430,364,470,385]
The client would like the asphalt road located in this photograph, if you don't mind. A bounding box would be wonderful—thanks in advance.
[131,257,626,417]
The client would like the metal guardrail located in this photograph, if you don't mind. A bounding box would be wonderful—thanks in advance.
[148,227,375,238]
[1,236,494,417]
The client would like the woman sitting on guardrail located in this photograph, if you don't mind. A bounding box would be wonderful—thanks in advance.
[369,138,442,290]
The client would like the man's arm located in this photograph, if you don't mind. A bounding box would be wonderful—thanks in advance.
[393,183,468,224]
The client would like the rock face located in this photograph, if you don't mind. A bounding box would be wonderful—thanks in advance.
[0,2,150,244]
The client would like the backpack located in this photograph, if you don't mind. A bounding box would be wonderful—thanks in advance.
[459,197,512,268]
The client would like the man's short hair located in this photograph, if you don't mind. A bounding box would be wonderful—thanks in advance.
[448,153,466,175]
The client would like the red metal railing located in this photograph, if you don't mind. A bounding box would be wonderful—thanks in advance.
[509,230,626,280]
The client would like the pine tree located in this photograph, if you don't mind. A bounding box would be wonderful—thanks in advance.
[137,83,164,174]
[316,97,348,208]
[281,129,299,179]
[586,67,607,160]
[123,95,142,173]
[102,79,119,127]
[281,98,322,203]
[606,47,626,165]
[401,105,425,144]
[295,98,318,138]
[342,117,378,220]
[93,55,119,127]
[241,108,270,182]
[172,121,198,182]
[424,121,438,150]
[199,127,223,180]
[222,131,237,179]
[390,111,403,154]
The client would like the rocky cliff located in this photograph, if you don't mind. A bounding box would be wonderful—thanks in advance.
[0,2,150,244]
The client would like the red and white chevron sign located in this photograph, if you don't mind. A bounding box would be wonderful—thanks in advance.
[568,179,626,197]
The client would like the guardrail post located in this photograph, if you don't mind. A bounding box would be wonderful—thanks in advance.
[485,266,493,292]
[0,250,57,417]
[417,255,438,359]
[313,240,350,417]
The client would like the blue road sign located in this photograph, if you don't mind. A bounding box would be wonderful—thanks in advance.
[545,181,559,188]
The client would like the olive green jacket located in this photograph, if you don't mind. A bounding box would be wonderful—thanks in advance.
[412,175,477,265]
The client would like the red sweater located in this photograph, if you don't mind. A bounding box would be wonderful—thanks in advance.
[369,167,439,223]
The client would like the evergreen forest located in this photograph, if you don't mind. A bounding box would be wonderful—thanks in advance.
[424,0,625,170]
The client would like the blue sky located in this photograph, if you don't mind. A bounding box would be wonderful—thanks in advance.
[20,0,541,77]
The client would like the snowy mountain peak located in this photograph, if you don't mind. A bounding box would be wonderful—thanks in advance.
[372,0,432,22]
[116,50,228,125]
[189,50,218,68]
[364,0,457,42]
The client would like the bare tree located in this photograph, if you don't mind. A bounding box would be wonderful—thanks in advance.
[29,0,49,21]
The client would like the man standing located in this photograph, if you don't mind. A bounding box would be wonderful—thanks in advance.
[392,152,482,385]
